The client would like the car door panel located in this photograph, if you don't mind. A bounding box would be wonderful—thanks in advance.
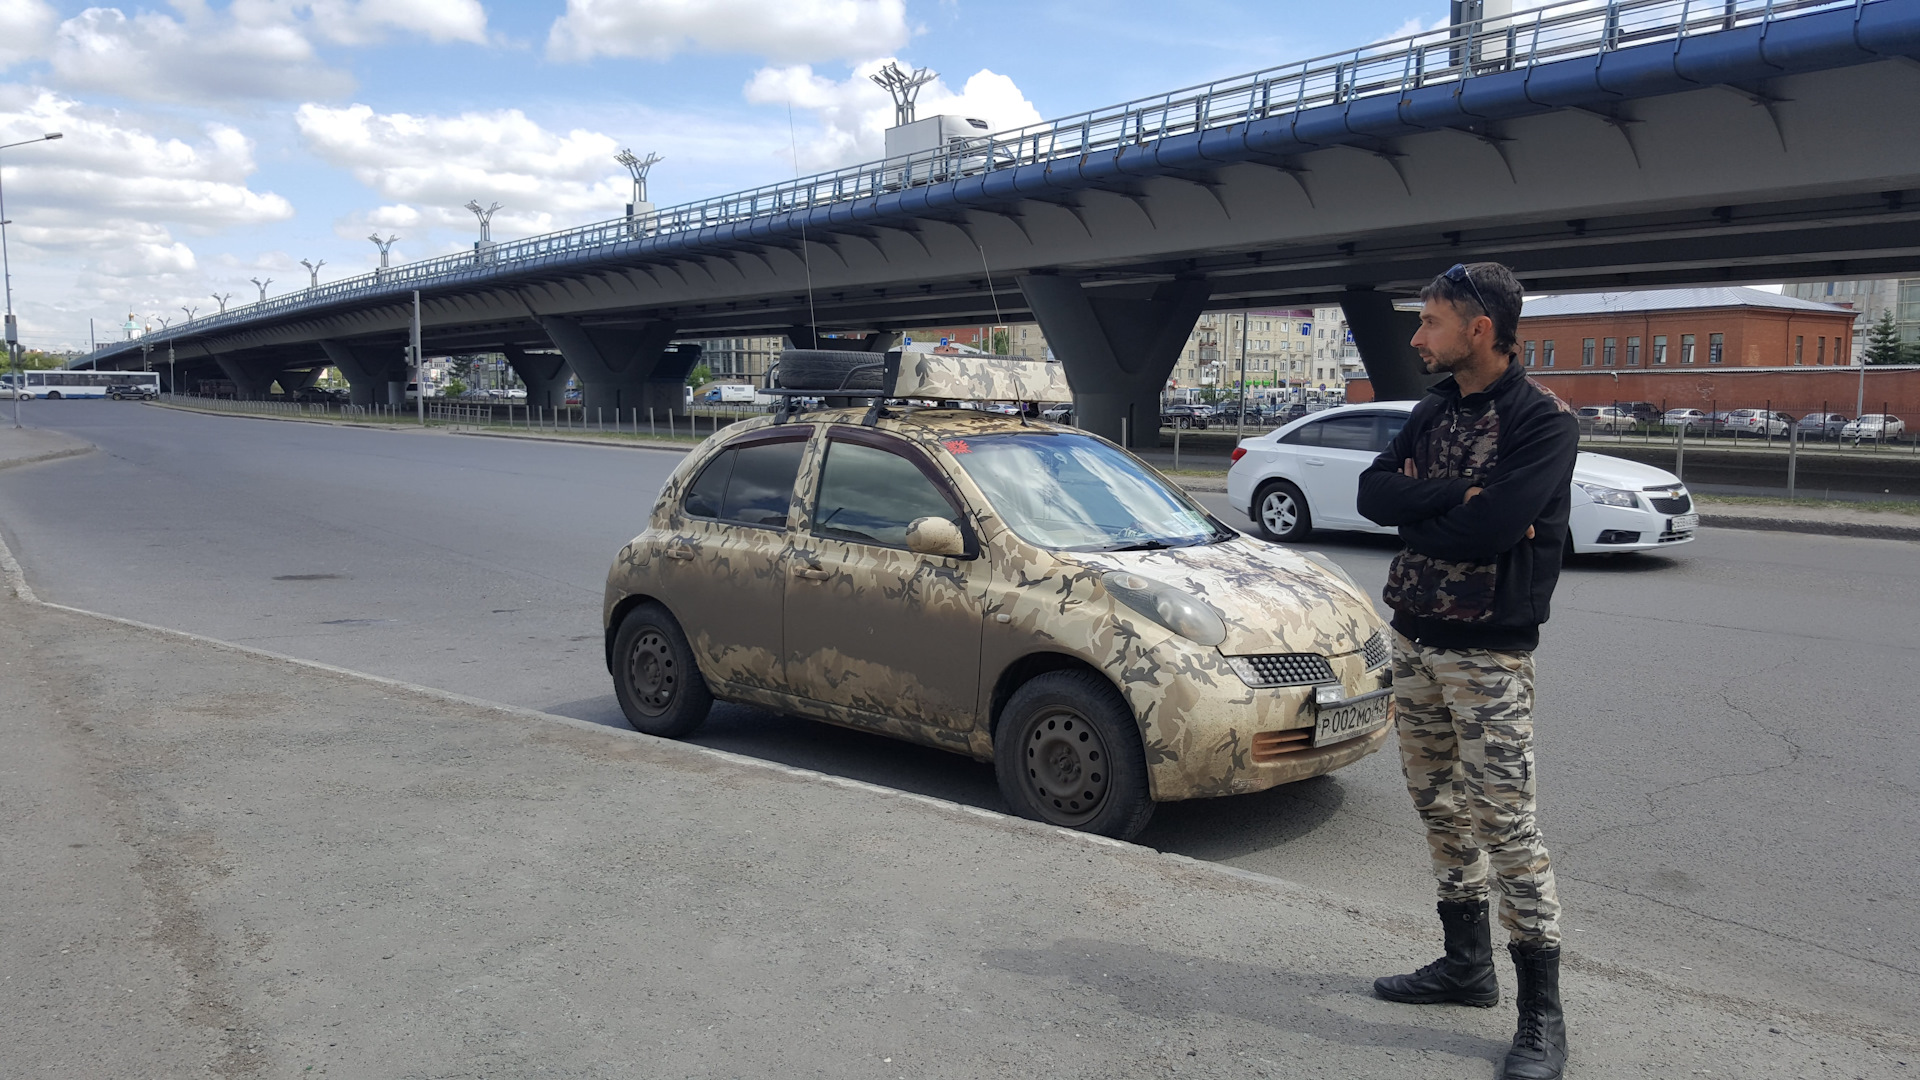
[783,429,987,752]
[654,430,810,696]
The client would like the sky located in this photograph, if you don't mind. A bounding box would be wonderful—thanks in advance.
[0,0,1476,352]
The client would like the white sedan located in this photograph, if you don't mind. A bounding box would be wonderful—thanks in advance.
[1841,414,1906,441]
[1226,401,1697,555]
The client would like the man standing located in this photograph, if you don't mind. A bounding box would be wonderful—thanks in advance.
[1356,263,1578,1080]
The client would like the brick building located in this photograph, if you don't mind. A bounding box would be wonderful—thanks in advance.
[1516,287,1856,371]
[1348,364,1920,419]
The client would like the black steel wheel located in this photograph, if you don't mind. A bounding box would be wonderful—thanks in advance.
[1253,480,1312,542]
[611,601,712,738]
[994,670,1154,840]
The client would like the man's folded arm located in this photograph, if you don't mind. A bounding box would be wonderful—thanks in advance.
[1358,420,1474,525]
[1398,411,1578,561]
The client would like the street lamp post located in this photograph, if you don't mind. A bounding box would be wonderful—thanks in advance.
[300,259,325,291]
[251,277,272,302]
[2,131,63,428]
[212,292,232,314]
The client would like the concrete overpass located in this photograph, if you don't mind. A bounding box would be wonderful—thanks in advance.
[76,0,1920,445]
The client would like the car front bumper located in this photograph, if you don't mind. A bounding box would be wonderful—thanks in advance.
[1120,634,1393,802]
[1572,501,1695,553]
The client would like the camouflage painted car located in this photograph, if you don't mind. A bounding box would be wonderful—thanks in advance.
[604,358,1392,840]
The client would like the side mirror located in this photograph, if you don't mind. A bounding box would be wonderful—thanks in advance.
[905,516,967,558]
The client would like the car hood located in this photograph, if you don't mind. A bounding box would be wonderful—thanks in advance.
[1071,536,1379,658]
[1573,452,1681,491]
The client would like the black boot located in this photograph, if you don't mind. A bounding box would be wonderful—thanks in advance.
[1373,899,1499,1007]
[1500,941,1567,1080]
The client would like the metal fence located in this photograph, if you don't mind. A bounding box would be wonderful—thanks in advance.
[88,0,1871,365]
[161,394,762,442]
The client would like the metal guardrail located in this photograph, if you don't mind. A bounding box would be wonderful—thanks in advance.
[85,0,1872,363]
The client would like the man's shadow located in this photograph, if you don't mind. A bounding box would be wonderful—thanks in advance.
[983,936,1509,1064]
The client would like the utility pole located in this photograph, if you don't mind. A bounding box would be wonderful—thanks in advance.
[1,131,63,429]
[412,290,424,426]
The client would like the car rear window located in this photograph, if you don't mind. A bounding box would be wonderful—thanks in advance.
[684,439,806,528]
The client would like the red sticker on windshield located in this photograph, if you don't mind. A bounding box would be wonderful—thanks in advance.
[943,439,972,454]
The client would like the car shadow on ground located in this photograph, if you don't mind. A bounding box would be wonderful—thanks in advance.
[1563,551,1684,573]
[983,937,1509,1064]
[1137,774,1347,861]
[544,694,1008,811]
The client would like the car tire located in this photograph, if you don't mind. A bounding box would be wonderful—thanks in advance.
[775,349,887,392]
[1253,480,1312,542]
[994,670,1154,841]
[611,601,713,738]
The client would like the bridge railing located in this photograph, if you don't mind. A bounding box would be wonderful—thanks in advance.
[87,0,1869,364]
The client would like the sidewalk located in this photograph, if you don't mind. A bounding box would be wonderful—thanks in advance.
[1,592,1909,1078]
[0,422,92,471]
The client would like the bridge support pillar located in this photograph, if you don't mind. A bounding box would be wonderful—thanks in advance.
[278,367,322,393]
[1339,289,1440,402]
[212,355,278,401]
[320,341,408,408]
[541,317,689,416]
[1018,274,1210,449]
[501,345,570,410]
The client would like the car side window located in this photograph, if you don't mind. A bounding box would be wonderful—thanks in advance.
[812,438,960,548]
[1279,420,1322,446]
[684,439,807,528]
[1313,414,1380,451]
[1373,414,1408,453]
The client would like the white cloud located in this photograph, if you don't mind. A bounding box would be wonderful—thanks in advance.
[0,87,295,345]
[547,0,907,64]
[50,5,352,104]
[0,0,57,70]
[295,103,631,244]
[745,58,1044,172]
[300,0,489,46]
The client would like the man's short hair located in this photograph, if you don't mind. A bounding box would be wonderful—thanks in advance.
[1421,262,1524,357]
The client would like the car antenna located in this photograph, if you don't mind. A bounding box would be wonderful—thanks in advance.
[787,102,820,348]
[977,242,1025,425]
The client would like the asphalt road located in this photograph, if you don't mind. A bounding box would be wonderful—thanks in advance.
[4,400,1915,1042]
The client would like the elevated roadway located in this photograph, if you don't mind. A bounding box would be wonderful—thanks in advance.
[76,0,1920,444]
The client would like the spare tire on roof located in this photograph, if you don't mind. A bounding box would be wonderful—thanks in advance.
[776,349,888,392]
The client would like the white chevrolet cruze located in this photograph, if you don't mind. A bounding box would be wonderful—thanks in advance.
[1226,401,1698,555]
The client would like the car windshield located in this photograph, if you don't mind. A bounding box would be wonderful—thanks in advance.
[947,431,1233,552]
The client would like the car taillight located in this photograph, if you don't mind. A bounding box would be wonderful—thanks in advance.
[1230,447,1247,463]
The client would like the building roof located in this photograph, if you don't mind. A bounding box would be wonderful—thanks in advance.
[1521,287,1854,319]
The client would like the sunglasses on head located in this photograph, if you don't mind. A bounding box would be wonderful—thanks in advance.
[1445,263,1493,320]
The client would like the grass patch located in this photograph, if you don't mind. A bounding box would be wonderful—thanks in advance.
[1695,494,1920,515]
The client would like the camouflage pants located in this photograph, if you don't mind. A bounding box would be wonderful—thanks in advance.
[1392,632,1561,945]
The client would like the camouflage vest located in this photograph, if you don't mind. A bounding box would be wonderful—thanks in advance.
[1381,398,1502,623]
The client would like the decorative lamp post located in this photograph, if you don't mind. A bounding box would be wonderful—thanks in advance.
[251,277,272,302]
[300,259,325,290]
[369,233,398,279]
[212,292,232,313]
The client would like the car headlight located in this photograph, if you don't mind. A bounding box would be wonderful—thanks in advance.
[1301,549,1364,596]
[1102,571,1226,647]
[1576,482,1639,509]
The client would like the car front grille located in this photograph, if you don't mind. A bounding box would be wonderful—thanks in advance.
[1227,653,1335,688]
[1363,629,1390,671]
[1645,488,1692,514]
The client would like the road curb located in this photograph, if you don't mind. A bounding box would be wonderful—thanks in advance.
[1698,513,1920,542]
[0,444,92,473]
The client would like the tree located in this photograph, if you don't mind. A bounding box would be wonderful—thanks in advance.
[991,328,1011,356]
[15,349,70,370]
[685,363,711,388]
[1864,310,1904,365]
[443,379,467,398]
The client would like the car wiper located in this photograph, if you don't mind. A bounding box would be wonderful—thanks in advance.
[1104,538,1179,552]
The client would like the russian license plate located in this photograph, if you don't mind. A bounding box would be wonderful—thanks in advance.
[1314,688,1393,747]
[1670,513,1699,533]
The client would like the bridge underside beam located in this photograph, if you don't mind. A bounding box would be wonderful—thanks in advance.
[1018,274,1210,449]
[1339,289,1441,402]
[320,341,408,407]
[541,317,697,416]
[501,345,570,410]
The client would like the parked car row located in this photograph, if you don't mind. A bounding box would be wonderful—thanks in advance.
[1659,408,1907,441]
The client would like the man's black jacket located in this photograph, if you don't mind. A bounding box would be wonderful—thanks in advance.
[1356,360,1579,653]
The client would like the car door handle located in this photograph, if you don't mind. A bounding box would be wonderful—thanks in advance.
[664,544,695,561]
[1304,457,1326,466]
[792,566,832,581]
